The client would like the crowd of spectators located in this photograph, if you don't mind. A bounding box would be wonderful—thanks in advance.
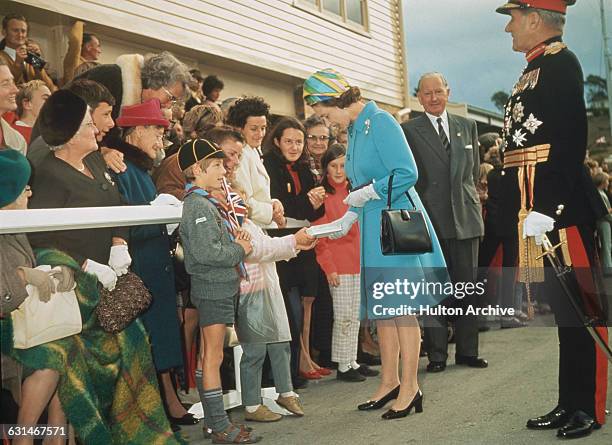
[2,11,611,444]
[0,13,369,443]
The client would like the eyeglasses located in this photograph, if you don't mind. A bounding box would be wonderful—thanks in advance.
[306,135,330,142]
[162,86,178,104]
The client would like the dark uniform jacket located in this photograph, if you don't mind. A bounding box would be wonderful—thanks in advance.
[498,36,605,235]
[28,150,128,266]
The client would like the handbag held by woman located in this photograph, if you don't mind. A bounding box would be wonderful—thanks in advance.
[12,266,82,349]
[96,271,152,333]
[380,175,433,255]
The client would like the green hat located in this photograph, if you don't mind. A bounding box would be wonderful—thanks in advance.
[0,149,31,207]
[177,138,225,171]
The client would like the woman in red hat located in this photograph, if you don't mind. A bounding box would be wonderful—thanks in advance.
[113,99,198,429]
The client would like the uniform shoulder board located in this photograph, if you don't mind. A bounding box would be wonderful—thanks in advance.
[544,41,567,56]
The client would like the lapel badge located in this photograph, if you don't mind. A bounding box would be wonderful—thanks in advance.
[104,171,115,186]
[457,132,461,137]
[364,119,370,135]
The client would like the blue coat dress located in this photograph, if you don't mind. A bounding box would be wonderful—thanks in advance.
[114,146,183,372]
[345,102,448,320]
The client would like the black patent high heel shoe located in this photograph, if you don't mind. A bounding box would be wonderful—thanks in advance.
[381,390,423,420]
[357,385,400,411]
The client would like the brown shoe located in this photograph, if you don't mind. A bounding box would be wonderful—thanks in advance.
[276,395,304,417]
[211,424,261,443]
[244,405,282,422]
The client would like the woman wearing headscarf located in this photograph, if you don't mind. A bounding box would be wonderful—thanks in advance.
[303,69,448,419]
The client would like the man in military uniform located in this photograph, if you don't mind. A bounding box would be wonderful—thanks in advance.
[496,0,609,439]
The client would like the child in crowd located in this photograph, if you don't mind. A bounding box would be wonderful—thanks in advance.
[233,186,317,422]
[178,139,259,444]
[313,144,378,382]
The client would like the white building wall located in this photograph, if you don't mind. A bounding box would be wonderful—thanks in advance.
[7,0,406,108]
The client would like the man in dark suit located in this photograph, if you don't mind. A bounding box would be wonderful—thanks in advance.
[401,73,487,372]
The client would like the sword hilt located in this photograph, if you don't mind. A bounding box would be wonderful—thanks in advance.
[536,235,565,261]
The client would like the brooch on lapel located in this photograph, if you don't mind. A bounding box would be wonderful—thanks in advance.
[364,119,370,135]
[104,171,115,186]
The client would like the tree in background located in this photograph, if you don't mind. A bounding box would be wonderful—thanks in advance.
[585,74,608,116]
[490,91,509,112]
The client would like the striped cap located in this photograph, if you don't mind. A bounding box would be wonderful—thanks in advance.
[177,138,225,171]
[303,69,351,106]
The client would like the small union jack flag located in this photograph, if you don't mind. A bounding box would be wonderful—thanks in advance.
[222,178,247,231]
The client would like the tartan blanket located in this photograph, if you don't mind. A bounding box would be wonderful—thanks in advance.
[0,249,185,444]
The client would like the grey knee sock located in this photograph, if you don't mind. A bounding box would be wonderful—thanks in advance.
[202,387,231,434]
[195,370,211,431]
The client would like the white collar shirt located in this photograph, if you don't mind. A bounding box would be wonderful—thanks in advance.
[3,46,16,62]
[425,110,450,142]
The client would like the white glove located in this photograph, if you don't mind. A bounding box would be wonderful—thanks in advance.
[166,223,179,235]
[84,259,118,290]
[343,184,380,208]
[523,211,555,246]
[150,193,182,207]
[108,244,131,276]
[329,211,359,240]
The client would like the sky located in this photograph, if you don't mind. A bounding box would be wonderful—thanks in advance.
[402,0,610,113]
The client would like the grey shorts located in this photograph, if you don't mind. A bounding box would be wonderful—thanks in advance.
[196,293,239,327]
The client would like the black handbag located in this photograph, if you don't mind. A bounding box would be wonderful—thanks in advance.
[380,175,433,255]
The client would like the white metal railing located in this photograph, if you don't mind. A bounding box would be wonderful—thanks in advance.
[0,206,308,235]
[0,206,180,234]
[1,205,302,413]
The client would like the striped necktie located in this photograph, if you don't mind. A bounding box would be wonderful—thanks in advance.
[437,117,450,154]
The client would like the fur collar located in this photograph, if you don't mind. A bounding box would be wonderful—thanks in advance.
[112,138,154,172]
[115,54,144,107]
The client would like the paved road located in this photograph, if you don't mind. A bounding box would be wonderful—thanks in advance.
[181,324,611,444]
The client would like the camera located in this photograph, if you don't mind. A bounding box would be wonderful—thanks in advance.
[25,52,47,70]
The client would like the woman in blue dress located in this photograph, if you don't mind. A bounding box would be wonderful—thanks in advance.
[303,69,448,419]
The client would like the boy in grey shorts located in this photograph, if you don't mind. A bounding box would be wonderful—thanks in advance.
[178,139,259,443]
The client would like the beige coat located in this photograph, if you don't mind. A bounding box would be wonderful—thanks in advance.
[233,145,275,227]
[0,49,56,92]
[62,21,99,85]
